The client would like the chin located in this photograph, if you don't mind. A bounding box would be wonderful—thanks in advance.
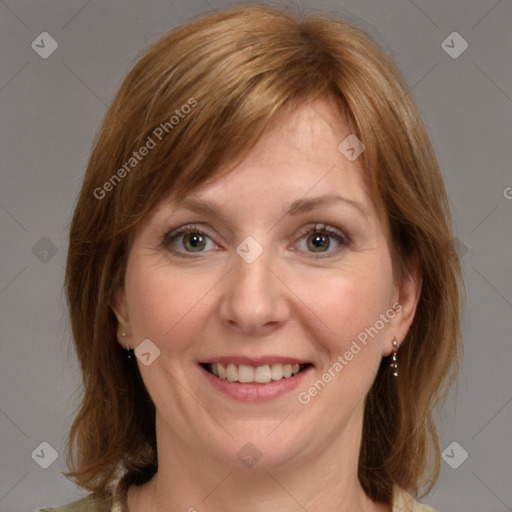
[215,420,314,470]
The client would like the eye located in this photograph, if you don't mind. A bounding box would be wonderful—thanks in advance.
[162,223,351,259]
[293,223,351,257]
[162,225,218,256]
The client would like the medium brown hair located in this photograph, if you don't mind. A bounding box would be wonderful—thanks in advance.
[64,4,463,502]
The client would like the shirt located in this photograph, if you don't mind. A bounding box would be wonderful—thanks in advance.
[36,479,437,512]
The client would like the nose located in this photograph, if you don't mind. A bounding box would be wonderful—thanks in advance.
[218,246,290,336]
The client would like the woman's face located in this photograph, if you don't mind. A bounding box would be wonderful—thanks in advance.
[113,100,419,470]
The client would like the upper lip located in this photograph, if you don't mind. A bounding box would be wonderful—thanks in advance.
[199,356,312,366]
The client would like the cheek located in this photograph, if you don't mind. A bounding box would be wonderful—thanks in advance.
[293,259,394,359]
[293,266,394,408]
[125,258,214,349]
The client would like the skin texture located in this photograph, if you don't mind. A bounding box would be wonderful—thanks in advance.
[113,100,421,512]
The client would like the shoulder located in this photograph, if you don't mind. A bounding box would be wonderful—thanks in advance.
[392,485,438,512]
[35,492,114,512]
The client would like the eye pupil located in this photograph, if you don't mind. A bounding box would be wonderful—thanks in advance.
[184,233,206,251]
[308,234,329,252]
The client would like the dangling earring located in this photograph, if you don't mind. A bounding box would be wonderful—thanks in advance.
[122,332,133,360]
[390,337,399,377]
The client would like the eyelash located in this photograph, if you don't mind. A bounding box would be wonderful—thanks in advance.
[161,223,352,259]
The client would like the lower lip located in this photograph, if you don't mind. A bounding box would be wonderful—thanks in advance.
[199,364,312,402]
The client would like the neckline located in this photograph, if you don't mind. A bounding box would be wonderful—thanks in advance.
[111,477,421,512]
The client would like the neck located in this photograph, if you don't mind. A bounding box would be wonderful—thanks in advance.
[127,410,390,512]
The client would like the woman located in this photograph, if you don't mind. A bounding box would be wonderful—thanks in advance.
[39,5,463,512]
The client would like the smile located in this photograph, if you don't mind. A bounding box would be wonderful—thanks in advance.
[199,358,314,402]
[201,362,311,384]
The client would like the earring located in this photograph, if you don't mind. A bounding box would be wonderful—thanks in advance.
[390,337,399,377]
[122,332,134,360]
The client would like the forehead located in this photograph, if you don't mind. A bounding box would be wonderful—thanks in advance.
[163,101,378,218]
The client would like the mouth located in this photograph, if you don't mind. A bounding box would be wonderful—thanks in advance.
[200,362,313,384]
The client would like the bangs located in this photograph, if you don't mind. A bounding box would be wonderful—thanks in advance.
[108,20,354,236]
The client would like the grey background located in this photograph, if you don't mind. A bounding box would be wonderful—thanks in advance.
[0,1,511,511]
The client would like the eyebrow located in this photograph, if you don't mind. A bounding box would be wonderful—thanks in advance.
[175,194,370,223]
[287,194,370,218]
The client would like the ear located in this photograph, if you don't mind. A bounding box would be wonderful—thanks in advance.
[384,259,422,356]
[111,286,132,348]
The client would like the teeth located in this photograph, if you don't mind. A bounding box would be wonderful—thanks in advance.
[254,365,271,383]
[270,363,283,381]
[238,364,254,383]
[226,363,238,382]
[208,362,306,383]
